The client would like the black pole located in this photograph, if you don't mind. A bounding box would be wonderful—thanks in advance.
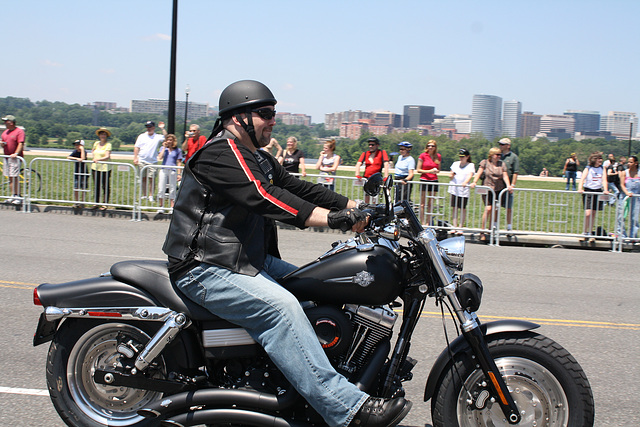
[629,122,633,158]
[167,0,178,134]
[182,85,190,142]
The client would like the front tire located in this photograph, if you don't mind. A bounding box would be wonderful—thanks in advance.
[432,332,594,427]
[46,320,167,427]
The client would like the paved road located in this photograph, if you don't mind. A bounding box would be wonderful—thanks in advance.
[1,208,638,426]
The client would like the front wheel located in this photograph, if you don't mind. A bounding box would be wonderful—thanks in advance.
[46,320,168,427]
[431,332,594,427]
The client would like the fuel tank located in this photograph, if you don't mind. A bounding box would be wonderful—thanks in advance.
[280,243,403,305]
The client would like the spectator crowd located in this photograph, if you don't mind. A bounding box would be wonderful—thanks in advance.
[2,112,639,240]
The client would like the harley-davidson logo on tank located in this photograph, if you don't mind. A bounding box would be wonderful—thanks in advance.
[353,271,375,287]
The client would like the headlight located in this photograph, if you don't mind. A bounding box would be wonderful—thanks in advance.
[437,236,465,272]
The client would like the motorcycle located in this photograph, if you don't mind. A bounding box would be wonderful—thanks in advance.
[33,173,594,427]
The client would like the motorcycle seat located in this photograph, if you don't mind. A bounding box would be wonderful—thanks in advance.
[110,260,219,321]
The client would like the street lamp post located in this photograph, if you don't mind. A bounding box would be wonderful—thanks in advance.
[168,0,178,134]
[183,85,190,142]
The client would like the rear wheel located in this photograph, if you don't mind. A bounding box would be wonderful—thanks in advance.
[47,320,167,427]
[432,332,594,427]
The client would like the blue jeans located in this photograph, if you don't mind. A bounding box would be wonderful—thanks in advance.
[629,197,640,238]
[175,256,368,427]
[565,171,577,191]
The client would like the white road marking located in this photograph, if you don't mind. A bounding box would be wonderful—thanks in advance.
[0,386,49,396]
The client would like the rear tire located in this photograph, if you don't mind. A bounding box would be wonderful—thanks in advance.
[46,320,167,427]
[432,332,594,427]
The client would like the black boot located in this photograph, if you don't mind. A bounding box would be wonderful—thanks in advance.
[350,396,412,427]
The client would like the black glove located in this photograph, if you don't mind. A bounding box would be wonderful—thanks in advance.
[327,208,369,232]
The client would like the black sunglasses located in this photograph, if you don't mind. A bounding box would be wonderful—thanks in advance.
[252,108,277,120]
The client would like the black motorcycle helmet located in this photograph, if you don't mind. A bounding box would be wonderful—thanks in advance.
[211,80,277,148]
[218,80,277,118]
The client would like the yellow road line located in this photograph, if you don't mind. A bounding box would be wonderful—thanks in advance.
[0,280,37,289]
[408,310,640,331]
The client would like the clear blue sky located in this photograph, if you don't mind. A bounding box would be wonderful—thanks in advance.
[5,0,639,124]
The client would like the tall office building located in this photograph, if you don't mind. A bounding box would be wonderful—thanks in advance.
[521,112,542,137]
[564,110,600,133]
[503,100,522,137]
[600,111,638,139]
[471,94,502,140]
[403,105,435,128]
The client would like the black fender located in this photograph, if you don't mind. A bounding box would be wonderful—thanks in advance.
[423,319,540,401]
[34,277,161,347]
[36,276,159,308]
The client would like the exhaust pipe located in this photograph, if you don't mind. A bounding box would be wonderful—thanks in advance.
[138,387,299,419]
[160,408,307,427]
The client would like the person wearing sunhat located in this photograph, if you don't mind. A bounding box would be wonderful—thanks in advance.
[67,139,87,208]
[394,141,415,202]
[134,120,166,202]
[91,127,112,210]
[1,114,25,204]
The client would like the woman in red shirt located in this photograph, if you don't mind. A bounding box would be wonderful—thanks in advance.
[416,140,441,225]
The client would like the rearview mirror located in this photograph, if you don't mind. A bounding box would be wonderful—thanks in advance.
[363,173,384,196]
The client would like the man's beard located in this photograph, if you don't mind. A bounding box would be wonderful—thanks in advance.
[258,130,272,147]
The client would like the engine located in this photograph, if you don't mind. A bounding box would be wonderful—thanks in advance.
[202,304,398,391]
[306,304,398,378]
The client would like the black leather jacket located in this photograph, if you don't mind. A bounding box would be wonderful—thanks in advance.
[163,130,349,279]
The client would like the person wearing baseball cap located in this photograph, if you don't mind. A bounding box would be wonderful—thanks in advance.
[394,141,415,202]
[134,120,166,201]
[498,137,519,231]
[354,136,390,203]
[1,114,25,204]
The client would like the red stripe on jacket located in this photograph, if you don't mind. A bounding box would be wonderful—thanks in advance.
[227,139,299,216]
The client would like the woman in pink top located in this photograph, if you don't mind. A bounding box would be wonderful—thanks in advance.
[416,140,441,225]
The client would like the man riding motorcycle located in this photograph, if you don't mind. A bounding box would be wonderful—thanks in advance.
[162,79,411,427]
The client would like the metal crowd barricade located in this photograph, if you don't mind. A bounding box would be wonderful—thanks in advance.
[27,157,138,214]
[407,181,497,243]
[0,154,29,212]
[136,163,184,220]
[614,194,640,251]
[9,157,640,253]
[494,187,618,250]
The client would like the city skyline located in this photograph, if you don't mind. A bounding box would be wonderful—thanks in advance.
[4,1,639,126]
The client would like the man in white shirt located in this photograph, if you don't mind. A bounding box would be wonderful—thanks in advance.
[134,121,166,201]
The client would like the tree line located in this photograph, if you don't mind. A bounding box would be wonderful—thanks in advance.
[2,96,637,176]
